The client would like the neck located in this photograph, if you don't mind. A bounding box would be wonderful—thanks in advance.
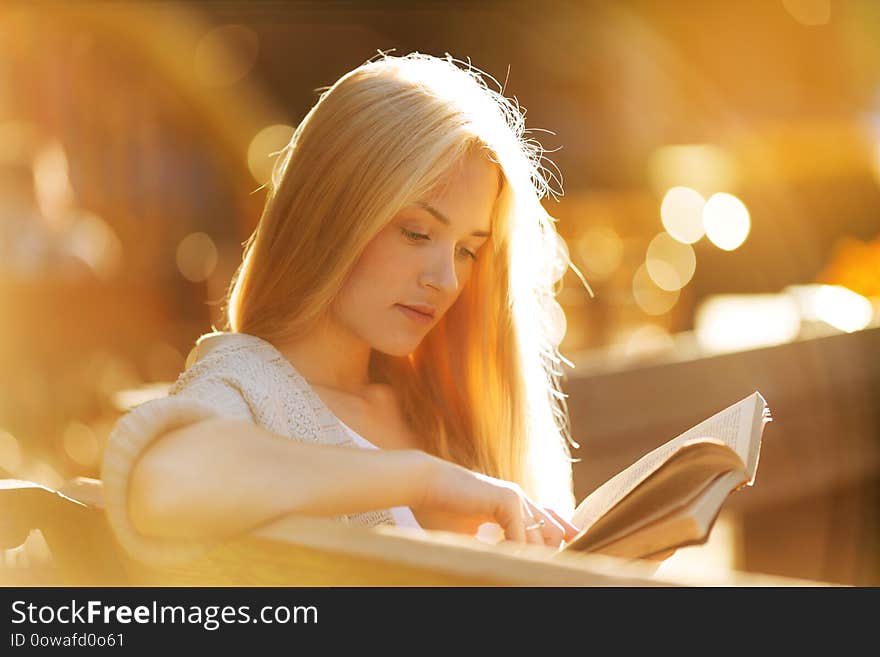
[273,314,373,397]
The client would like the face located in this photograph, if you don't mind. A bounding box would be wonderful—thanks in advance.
[331,150,500,356]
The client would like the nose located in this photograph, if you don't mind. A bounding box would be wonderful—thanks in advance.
[419,247,459,294]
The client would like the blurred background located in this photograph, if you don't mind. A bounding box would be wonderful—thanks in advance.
[1,0,878,585]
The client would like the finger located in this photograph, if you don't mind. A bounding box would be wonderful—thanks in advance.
[523,517,546,545]
[521,499,546,546]
[543,507,580,542]
[496,490,526,544]
[521,505,564,548]
[533,508,565,548]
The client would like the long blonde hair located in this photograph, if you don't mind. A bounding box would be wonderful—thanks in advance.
[223,52,585,515]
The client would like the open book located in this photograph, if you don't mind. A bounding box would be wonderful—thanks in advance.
[559,391,771,560]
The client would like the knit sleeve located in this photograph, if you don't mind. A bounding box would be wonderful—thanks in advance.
[100,378,255,567]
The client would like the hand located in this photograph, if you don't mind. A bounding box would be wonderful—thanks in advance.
[412,454,580,548]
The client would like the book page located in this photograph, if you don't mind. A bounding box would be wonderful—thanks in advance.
[564,441,741,552]
[571,391,767,532]
[594,470,746,559]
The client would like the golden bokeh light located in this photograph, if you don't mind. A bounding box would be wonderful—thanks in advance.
[660,186,706,244]
[176,231,218,283]
[647,144,738,198]
[247,124,294,185]
[814,285,873,333]
[575,225,624,280]
[537,232,571,287]
[703,193,751,251]
[62,421,100,468]
[194,24,259,87]
[695,294,801,355]
[32,140,74,223]
[542,297,568,346]
[68,210,124,280]
[787,284,875,333]
[617,324,676,361]
[632,263,680,316]
[0,428,22,474]
[646,232,696,291]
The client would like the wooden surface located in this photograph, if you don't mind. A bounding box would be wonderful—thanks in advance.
[1,477,830,587]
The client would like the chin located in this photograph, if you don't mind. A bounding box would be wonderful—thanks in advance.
[369,330,427,357]
[373,340,422,358]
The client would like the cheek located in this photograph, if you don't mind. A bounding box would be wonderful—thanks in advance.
[340,234,408,301]
[354,241,402,285]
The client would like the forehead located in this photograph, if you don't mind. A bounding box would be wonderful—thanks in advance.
[420,152,500,231]
[429,149,502,196]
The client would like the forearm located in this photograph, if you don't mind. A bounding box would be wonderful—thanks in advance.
[129,417,430,540]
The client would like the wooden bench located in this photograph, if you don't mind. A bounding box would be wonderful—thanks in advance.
[0,477,828,586]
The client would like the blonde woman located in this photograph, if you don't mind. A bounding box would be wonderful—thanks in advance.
[101,52,588,568]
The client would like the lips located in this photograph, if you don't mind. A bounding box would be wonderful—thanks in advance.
[398,304,435,318]
[396,304,436,324]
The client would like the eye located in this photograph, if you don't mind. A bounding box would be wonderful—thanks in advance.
[401,228,429,242]
[458,246,478,261]
[401,227,478,261]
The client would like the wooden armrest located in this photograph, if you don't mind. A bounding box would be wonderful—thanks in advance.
[125,516,667,586]
[125,514,832,586]
[2,478,830,586]
[0,477,126,585]
[0,479,101,549]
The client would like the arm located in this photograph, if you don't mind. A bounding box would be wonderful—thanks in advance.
[126,412,579,549]
[129,417,430,541]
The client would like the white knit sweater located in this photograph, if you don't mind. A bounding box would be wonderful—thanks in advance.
[100,331,395,567]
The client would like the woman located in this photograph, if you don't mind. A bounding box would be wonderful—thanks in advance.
[101,52,588,568]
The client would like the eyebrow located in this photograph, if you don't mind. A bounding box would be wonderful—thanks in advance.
[416,202,491,238]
